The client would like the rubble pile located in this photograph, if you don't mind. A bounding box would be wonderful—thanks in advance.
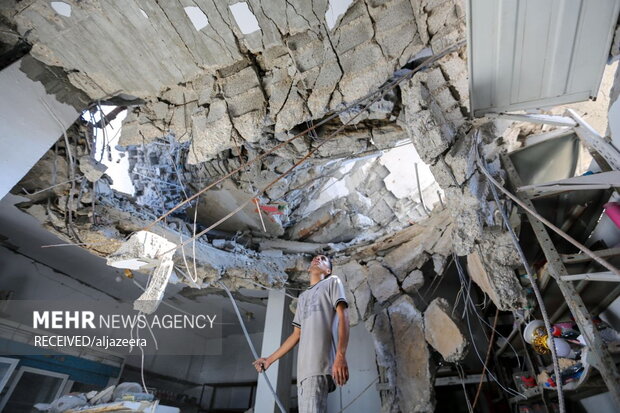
[34,382,159,413]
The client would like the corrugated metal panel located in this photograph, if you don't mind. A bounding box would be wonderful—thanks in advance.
[468,0,620,117]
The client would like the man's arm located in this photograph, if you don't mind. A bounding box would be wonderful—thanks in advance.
[253,326,300,372]
[332,301,350,386]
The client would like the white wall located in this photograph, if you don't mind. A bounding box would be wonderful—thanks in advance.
[0,245,113,301]
[581,392,616,412]
[0,59,79,200]
[327,323,381,413]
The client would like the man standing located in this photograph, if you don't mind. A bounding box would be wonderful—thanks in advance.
[253,254,350,412]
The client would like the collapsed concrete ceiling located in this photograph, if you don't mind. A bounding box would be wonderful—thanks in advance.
[2,0,619,411]
[4,0,468,281]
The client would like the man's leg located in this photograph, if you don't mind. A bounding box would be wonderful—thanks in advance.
[297,376,330,413]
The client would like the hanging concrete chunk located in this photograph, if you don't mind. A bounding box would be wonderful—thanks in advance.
[107,230,177,271]
[367,261,400,303]
[106,231,178,314]
[402,269,424,293]
[423,297,467,363]
[368,295,434,412]
[78,156,107,182]
[466,228,527,311]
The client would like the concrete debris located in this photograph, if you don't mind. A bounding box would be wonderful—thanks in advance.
[383,239,429,280]
[367,295,434,413]
[104,231,178,313]
[124,136,191,215]
[467,228,527,311]
[423,297,467,362]
[367,261,400,303]
[444,132,476,186]
[432,254,447,275]
[107,231,177,271]
[352,280,373,325]
[444,186,483,256]
[15,150,70,201]
[134,249,175,314]
[402,269,424,293]
[379,209,454,279]
[78,156,107,182]
[334,261,369,292]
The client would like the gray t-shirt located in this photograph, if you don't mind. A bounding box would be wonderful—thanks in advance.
[292,275,348,384]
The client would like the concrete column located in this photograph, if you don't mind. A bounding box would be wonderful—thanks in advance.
[0,59,79,200]
[254,289,293,412]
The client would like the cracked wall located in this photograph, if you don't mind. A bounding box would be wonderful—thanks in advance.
[1,0,542,412]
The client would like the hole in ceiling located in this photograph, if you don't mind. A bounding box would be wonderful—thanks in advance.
[325,0,353,30]
[50,1,71,17]
[184,6,209,32]
[139,8,148,19]
[82,105,134,195]
[229,2,261,35]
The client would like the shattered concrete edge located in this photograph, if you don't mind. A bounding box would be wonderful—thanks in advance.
[423,297,468,363]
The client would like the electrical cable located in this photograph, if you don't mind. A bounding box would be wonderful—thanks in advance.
[143,40,466,232]
[472,308,499,409]
[218,281,287,413]
[460,249,523,369]
[129,312,150,394]
[456,363,475,413]
[475,141,565,413]
[41,41,467,252]
[454,254,526,399]
[476,145,619,277]
[156,65,403,258]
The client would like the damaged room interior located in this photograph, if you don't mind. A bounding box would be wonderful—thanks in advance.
[1,0,620,412]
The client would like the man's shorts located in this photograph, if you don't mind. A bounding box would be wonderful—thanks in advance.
[297,375,336,413]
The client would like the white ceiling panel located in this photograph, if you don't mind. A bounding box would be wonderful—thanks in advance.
[467,0,620,117]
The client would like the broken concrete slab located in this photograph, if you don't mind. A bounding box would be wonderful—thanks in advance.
[353,280,373,323]
[188,100,234,164]
[443,132,476,185]
[107,231,177,271]
[382,238,430,280]
[334,260,369,292]
[78,156,108,182]
[390,295,434,412]
[423,297,467,362]
[367,295,434,413]
[466,228,527,311]
[367,261,400,303]
[402,269,424,294]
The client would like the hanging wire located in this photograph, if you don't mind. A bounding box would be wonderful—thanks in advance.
[454,254,527,400]
[474,139,565,412]
[142,40,466,233]
[457,246,524,368]
[472,308,500,409]
[40,40,467,251]
[218,281,287,413]
[456,363,475,413]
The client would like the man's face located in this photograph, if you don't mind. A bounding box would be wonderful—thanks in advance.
[309,255,331,274]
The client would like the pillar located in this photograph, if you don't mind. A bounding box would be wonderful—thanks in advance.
[254,289,293,412]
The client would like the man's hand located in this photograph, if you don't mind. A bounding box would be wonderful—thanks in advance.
[253,357,271,373]
[332,353,349,386]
